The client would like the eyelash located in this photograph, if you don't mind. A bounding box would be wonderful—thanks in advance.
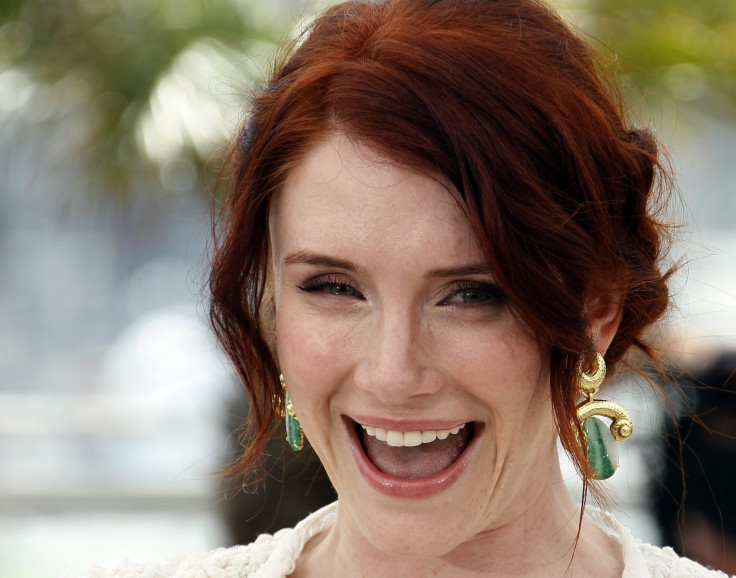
[297,275,364,298]
[441,281,506,306]
[297,276,505,305]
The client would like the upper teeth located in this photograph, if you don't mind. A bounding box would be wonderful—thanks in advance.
[361,424,465,447]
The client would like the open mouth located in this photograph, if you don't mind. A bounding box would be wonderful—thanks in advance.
[352,419,477,480]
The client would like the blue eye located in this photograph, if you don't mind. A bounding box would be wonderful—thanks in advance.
[457,288,492,303]
[444,282,504,305]
[325,283,357,296]
[297,275,364,299]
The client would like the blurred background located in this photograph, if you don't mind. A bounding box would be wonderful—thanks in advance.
[0,0,734,575]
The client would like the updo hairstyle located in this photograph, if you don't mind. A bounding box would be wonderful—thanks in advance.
[209,0,672,487]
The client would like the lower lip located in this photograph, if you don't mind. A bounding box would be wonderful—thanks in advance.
[345,419,482,499]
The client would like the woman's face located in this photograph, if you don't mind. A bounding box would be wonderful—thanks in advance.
[271,132,559,557]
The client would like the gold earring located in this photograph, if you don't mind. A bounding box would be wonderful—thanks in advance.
[576,352,632,479]
[280,374,304,451]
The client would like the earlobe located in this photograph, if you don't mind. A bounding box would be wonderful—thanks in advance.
[587,295,624,354]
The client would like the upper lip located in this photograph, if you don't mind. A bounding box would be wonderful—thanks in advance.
[345,415,472,432]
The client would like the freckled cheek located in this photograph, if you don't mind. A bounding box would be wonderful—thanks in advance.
[275,312,360,477]
[275,311,358,404]
[440,325,548,417]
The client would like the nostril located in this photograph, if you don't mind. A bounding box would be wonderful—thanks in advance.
[353,361,444,405]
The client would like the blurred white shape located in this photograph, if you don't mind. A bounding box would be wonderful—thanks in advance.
[0,68,35,113]
[99,305,229,408]
[136,38,272,165]
[0,305,234,578]
[0,303,232,492]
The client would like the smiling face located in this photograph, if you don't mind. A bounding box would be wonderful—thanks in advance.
[271,132,560,559]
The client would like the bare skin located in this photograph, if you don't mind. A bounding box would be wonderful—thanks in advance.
[272,132,625,578]
[291,453,623,578]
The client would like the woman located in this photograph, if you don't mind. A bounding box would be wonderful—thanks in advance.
[88,0,728,575]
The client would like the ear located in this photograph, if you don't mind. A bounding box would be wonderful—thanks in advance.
[587,295,624,354]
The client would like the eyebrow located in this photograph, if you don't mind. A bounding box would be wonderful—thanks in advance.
[282,251,363,273]
[282,251,491,280]
[425,265,493,279]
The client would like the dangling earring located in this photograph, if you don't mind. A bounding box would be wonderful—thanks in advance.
[576,352,632,479]
[279,374,304,451]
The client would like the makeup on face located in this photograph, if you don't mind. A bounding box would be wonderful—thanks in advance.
[271,132,556,556]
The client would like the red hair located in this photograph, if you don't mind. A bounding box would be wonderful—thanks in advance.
[210,0,672,489]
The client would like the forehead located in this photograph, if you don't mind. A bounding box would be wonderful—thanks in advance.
[270,132,483,268]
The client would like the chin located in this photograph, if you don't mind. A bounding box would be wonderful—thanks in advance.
[351,499,482,559]
[330,418,496,559]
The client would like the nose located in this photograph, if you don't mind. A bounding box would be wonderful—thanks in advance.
[353,304,442,405]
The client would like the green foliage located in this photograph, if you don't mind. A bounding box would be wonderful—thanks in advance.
[0,0,293,199]
[2,0,734,200]
[579,0,736,117]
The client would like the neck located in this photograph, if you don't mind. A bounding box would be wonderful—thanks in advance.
[297,452,621,578]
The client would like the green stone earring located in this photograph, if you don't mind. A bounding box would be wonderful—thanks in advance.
[279,374,304,451]
[576,352,633,479]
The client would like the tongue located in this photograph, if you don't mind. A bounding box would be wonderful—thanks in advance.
[362,428,470,479]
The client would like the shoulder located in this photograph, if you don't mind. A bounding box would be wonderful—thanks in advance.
[80,502,338,578]
[637,542,730,578]
[586,507,729,578]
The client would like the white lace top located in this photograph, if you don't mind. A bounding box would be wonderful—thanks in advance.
[76,502,728,577]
